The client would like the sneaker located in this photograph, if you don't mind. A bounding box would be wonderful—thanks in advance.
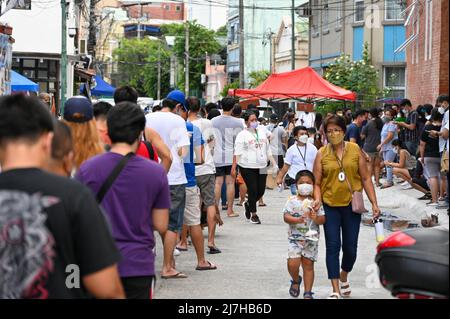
[173,248,180,256]
[426,202,439,207]
[418,193,432,200]
[438,197,447,203]
[436,203,449,210]
[402,184,413,190]
[244,200,251,220]
[250,214,261,224]
[401,181,409,186]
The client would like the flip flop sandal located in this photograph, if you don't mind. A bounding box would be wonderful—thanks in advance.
[380,184,393,189]
[236,202,243,206]
[289,276,302,298]
[340,281,351,297]
[303,291,315,299]
[176,246,188,252]
[161,272,188,279]
[207,246,222,254]
[258,203,267,207]
[196,261,217,271]
[227,212,239,217]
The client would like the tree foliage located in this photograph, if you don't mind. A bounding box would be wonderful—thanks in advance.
[221,80,240,97]
[161,21,223,95]
[324,42,387,109]
[248,70,270,88]
[113,38,171,98]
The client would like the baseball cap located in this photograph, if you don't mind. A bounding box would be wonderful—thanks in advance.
[270,113,279,121]
[63,96,94,123]
[167,90,188,111]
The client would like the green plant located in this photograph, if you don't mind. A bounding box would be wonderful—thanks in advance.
[324,42,383,108]
[248,70,270,88]
[221,80,240,97]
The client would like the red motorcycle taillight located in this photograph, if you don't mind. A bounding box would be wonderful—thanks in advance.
[396,293,439,299]
[377,231,416,254]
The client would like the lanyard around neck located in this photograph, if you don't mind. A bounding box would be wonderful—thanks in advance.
[330,143,346,172]
[296,144,307,167]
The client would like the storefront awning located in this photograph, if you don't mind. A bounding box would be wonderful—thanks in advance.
[11,70,39,92]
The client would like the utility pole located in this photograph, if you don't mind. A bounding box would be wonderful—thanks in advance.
[239,0,244,88]
[157,40,161,100]
[137,3,143,40]
[185,0,191,97]
[60,0,67,115]
[291,0,296,70]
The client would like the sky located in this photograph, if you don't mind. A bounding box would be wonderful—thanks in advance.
[189,1,228,30]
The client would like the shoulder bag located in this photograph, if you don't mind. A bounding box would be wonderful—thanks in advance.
[96,153,134,203]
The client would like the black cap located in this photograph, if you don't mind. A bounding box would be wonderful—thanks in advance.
[270,113,279,121]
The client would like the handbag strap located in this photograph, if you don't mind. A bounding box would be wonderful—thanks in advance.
[96,153,134,203]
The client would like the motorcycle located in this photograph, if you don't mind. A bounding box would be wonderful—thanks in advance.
[375,227,449,299]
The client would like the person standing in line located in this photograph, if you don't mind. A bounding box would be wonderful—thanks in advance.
[77,102,170,297]
[296,111,315,129]
[344,109,365,147]
[114,86,172,172]
[0,95,124,299]
[361,108,383,187]
[145,91,191,279]
[234,111,278,224]
[211,97,243,218]
[93,101,113,149]
[62,96,104,173]
[175,103,218,270]
[276,126,318,195]
[395,99,419,157]
[377,109,398,189]
[312,115,380,299]
[419,108,443,207]
[46,120,74,177]
[187,97,223,254]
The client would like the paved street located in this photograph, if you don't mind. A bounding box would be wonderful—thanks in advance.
[154,181,448,299]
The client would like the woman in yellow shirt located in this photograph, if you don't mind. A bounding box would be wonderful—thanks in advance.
[312,115,380,299]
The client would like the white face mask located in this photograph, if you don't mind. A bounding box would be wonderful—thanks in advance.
[308,137,315,144]
[438,107,446,115]
[297,183,313,196]
[425,115,431,120]
[298,135,309,144]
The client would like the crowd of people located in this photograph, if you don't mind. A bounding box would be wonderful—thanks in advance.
[0,87,448,299]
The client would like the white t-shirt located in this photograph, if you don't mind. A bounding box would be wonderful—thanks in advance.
[192,118,216,176]
[284,142,318,178]
[234,127,272,169]
[145,111,190,185]
[295,112,316,128]
[440,110,449,152]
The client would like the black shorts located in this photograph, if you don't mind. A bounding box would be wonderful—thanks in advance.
[412,177,430,192]
[121,276,155,299]
[215,165,232,177]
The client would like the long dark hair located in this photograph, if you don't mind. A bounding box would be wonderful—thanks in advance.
[314,113,323,131]
[369,107,383,130]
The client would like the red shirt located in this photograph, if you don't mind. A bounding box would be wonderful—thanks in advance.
[136,141,159,162]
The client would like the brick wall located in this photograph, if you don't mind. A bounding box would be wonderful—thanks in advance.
[406,0,449,106]
[126,2,185,21]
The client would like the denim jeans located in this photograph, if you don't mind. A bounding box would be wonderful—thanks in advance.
[383,149,397,184]
[221,182,227,206]
[323,204,362,279]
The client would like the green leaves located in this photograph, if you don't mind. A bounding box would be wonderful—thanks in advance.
[248,70,270,88]
[324,42,383,109]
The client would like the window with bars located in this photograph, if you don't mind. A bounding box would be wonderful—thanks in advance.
[385,0,407,21]
[384,66,406,97]
[354,0,365,23]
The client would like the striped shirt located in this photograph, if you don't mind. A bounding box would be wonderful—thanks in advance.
[404,111,419,143]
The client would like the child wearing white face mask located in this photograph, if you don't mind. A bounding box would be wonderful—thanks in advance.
[283,170,326,299]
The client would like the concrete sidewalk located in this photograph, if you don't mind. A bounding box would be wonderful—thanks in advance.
[153,182,447,299]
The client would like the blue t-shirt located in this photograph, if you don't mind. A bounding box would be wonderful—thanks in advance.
[184,122,204,187]
[345,123,362,147]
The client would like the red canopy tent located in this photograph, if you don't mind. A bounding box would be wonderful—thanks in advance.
[230,67,356,102]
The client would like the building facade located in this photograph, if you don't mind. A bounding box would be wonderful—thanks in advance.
[1,0,79,106]
[302,0,407,98]
[400,0,448,106]
[273,17,309,73]
[226,0,306,87]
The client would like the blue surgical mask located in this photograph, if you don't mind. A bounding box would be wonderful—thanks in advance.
[250,122,258,129]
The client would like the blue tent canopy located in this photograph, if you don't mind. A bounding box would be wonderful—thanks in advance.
[11,70,39,92]
[81,75,115,97]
